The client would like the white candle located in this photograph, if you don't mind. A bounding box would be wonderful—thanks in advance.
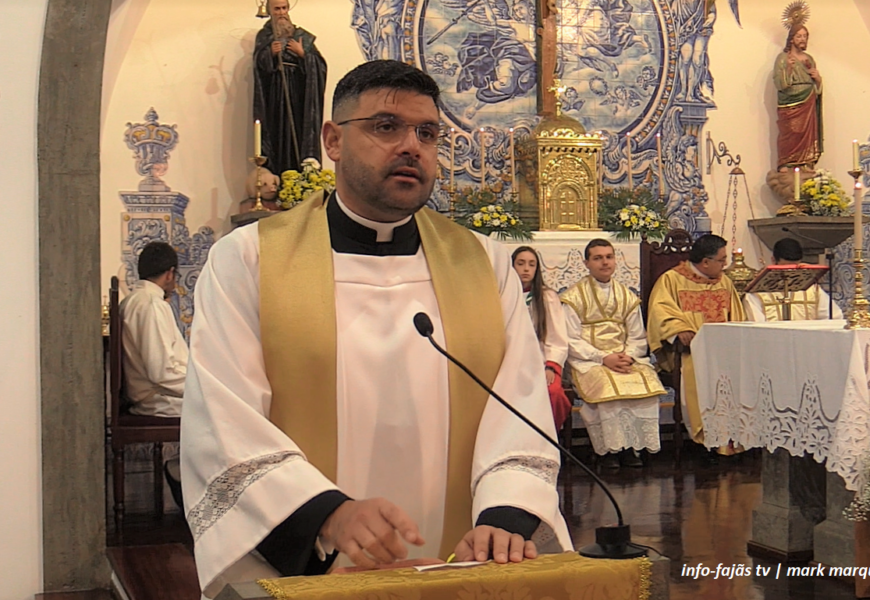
[480,128,486,185]
[449,128,455,190]
[854,140,861,172]
[254,120,262,157]
[856,181,864,253]
[509,128,516,190]
[626,133,633,191]
[794,167,800,202]
[656,132,664,197]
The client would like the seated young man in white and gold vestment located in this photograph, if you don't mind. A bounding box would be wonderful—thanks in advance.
[744,237,843,322]
[560,239,665,469]
[181,60,571,599]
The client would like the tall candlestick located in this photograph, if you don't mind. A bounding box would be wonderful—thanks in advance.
[854,140,861,172]
[626,133,633,191]
[254,120,262,158]
[449,128,456,191]
[856,181,864,253]
[656,132,664,197]
[480,128,486,186]
[509,128,516,190]
[794,167,800,203]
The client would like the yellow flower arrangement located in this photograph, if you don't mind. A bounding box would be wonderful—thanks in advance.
[798,170,850,217]
[457,187,531,241]
[278,158,336,210]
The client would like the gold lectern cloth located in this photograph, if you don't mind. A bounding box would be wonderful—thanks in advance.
[257,552,651,600]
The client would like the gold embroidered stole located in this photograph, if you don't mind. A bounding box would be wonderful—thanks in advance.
[562,277,664,404]
[757,286,820,321]
[259,192,505,559]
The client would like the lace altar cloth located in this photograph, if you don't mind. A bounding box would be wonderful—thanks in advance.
[693,320,870,492]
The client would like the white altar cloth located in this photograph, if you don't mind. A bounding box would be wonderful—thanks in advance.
[693,320,870,491]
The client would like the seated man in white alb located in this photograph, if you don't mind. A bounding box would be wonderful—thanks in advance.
[743,237,843,322]
[560,239,665,469]
[120,241,187,417]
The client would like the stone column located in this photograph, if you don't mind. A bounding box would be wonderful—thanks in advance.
[749,448,827,561]
[38,0,113,590]
[814,471,857,568]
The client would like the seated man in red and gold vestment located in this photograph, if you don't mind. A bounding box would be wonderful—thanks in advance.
[647,234,744,450]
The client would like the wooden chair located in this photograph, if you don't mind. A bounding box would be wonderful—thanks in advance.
[639,229,693,464]
[108,276,180,534]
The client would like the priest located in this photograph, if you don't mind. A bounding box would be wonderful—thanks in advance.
[743,237,842,321]
[181,60,571,599]
[561,239,666,469]
[647,234,744,446]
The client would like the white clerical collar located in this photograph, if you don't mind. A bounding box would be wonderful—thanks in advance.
[334,192,413,243]
[591,277,612,289]
[689,261,714,280]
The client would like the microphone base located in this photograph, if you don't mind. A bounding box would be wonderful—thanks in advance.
[578,525,648,560]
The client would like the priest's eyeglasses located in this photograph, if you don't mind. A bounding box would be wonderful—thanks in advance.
[336,116,442,146]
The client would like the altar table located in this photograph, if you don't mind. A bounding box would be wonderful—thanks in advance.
[693,320,870,581]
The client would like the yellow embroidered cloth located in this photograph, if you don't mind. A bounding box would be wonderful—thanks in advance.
[257,552,651,600]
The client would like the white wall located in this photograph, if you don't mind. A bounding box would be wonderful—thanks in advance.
[705,0,870,267]
[100,0,363,291]
[0,0,47,598]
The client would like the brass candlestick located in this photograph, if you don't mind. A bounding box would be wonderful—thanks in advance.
[846,168,870,329]
[447,184,458,221]
[249,155,268,212]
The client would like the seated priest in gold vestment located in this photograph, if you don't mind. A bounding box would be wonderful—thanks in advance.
[560,240,665,469]
[744,237,842,322]
[647,234,745,447]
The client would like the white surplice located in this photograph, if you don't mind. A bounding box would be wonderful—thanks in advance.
[563,279,661,454]
[181,222,572,597]
[119,279,187,417]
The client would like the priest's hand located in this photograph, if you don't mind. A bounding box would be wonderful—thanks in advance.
[453,525,537,564]
[603,353,633,374]
[676,331,695,348]
[271,40,283,56]
[319,498,424,568]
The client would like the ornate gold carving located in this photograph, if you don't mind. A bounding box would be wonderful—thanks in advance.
[528,112,603,231]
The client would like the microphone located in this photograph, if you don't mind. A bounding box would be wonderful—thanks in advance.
[413,312,647,559]
[780,226,835,319]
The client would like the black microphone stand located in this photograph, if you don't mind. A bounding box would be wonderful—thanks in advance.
[413,313,647,559]
[781,227,835,318]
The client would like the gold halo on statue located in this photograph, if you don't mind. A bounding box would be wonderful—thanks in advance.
[781,1,810,29]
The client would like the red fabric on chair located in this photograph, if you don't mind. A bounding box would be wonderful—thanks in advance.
[546,361,571,429]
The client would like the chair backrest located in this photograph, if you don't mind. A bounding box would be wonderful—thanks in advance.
[639,229,693,323]
[109,275,123,427]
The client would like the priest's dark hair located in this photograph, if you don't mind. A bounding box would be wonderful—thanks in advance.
[689,234,727,264]
[773,237,803,262]
[137,242,178,281]
[332,60,441,118]
[511,246,547,344]
[584,238,614,260]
